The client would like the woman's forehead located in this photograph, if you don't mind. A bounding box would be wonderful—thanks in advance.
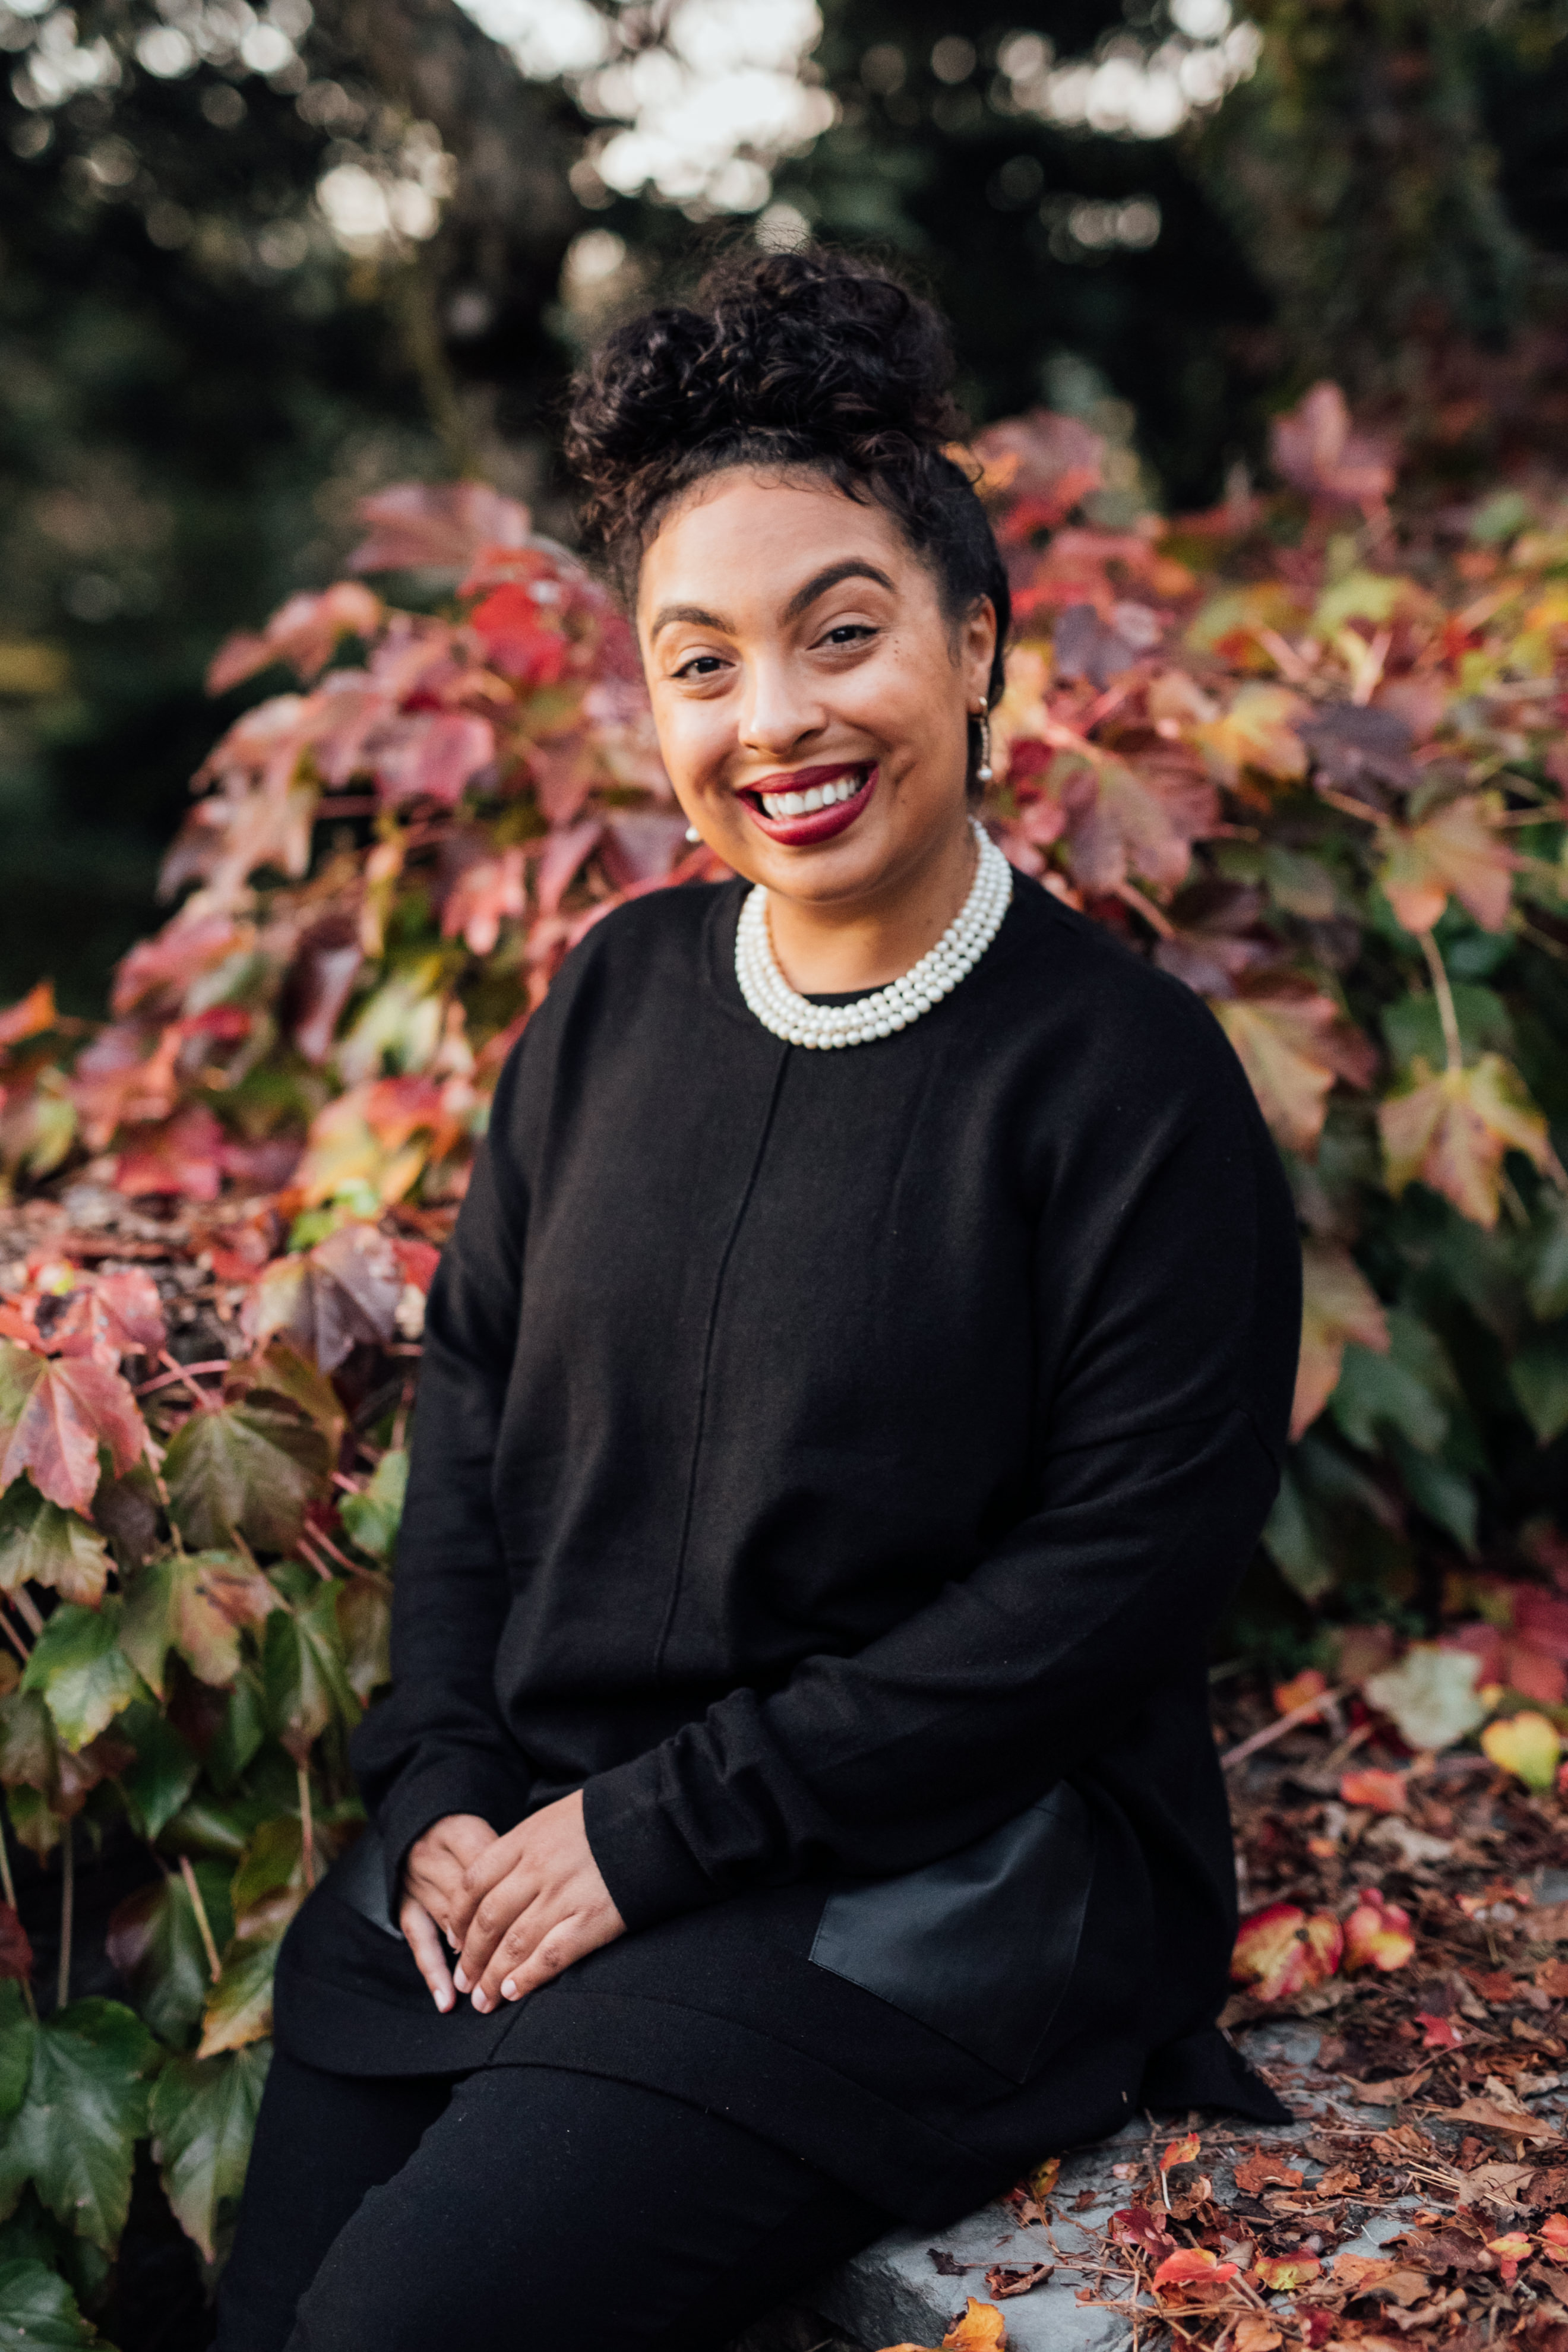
[637,467,921,621]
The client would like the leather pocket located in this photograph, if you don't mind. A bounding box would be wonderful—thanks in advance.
[807,1782,1096,2082]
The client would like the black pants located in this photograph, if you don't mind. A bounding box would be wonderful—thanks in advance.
[216,2052,890,2352]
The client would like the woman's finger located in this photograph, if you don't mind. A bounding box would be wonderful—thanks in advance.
[483,1893,624,2008]
[448,1824,530,1944]
[399,1896,456,2014]
[453,1862,539,2000]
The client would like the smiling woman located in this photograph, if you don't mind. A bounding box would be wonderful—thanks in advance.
[214,250,1303,2352]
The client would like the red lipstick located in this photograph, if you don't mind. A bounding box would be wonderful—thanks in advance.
[738,764,876,847]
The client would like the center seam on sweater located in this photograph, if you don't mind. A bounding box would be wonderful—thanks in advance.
[650,1045,790,1683]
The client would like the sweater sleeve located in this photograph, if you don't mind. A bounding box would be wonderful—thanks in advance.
[349,1049,534,1910]
[582,1047,1302,1933]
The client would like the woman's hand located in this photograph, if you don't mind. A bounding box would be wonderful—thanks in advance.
[400,1813,499,2013]
[448,1790,625,2013]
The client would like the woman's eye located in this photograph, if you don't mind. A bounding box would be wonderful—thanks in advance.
[820,624,875,649]
[673,654,726,679]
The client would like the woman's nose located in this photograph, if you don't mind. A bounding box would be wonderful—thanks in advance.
[738,657,823,757]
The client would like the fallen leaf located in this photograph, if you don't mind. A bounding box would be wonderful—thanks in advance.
[1271,382,1396,511]
[1343,1888,1417,1975]
[1235,2152,1305,2195]
[941,2299,1007,2352]
[1234,2318,1282,2352]
[1481,1711,1562,1792]
[1417,2012,1464,2051]
[1487,2231,1534,2259]
[930,2251,973,2277]
[1254,2252,1323,2290]
[1232,1902,1344,2000]
[1444,2095,1561,2146]
[1340,1769,1408,1813]
[984,2264,1052,2299]
[1161,2133,1202,2171]
[1111,2206,1177,2258]
[1273,1666,1329,1716]
[1152,2245,1240,2299]
[1364,1643,1487,1750]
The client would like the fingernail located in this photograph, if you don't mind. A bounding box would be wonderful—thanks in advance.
[471,1987,490,2013]
[437,1989,453,2013]
[501,1978,516,2000]
[453,1965,470,1993]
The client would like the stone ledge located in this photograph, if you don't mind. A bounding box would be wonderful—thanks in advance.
[735,2023,1419,2352]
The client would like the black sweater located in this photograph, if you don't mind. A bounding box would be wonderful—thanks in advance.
[279,871,1302,2220]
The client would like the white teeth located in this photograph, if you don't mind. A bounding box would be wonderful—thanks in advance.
[758,772,865,820]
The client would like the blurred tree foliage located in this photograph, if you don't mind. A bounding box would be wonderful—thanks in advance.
[2,0,1567,1013]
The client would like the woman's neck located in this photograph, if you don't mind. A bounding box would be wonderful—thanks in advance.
[764,813,978,996]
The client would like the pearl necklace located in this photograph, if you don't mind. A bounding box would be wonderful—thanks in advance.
[734,818,1013,1050]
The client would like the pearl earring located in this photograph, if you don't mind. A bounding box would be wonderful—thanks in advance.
[973,697,993,788]
[684,824,701,843]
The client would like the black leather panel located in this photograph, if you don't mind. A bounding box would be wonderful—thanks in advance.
[331,1826,403,1939]
[807,1782,1096,2082]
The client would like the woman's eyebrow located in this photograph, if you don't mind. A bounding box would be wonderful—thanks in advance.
[649,600,731,641]
[782,559,895,621]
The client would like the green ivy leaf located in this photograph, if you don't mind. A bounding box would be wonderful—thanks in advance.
[0,1487,110,1610]
[115,1699,199,1844]
[263,1582,359,1762]
[163,1392,331,1554]
[1332,1308,1455,1456]
[106,1866,232,2050]
[20,1606,143,1754]
[339,1449,406,1563]
[336,1575,390,1705]
[1528,1196,1568,1323]
[0,1999,157,2255]
[120,1550,278,1700]
[203,1669,266,1796]
[198,1927,286,2059]
[0,1984,36,2122]
[0,2260,100,2349]
[150,2044,271,2264]
[1511,1335,1568,1447]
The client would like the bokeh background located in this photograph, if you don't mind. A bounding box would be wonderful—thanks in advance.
[2,0,1567,1012]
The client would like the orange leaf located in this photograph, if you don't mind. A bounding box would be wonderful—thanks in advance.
[1272,1667,1328,1717]
[1192,683,1309,789]
[1380,1054,1550,1228]
[1254,2252,1322,2291]
[0,981,58,1051]
[1215,988,1374,1157]
[941,2299,1007,2352]
[1487,2233,1535,2261]
[1152,2246,1240,2297]
[0,1341,148,1515]
[1343,1887,1416,1975]
[1380,794,1516,935]
[1416,2010,1463,2050]
[1293,1241,1389,1438]
[1339,1768,1408,1813]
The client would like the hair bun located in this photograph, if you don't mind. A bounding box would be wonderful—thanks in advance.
[566,248,965,564]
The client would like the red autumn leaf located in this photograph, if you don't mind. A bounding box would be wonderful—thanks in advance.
[1343,1887,1416,1974]
[391,1238,440,1294]
[1160,2133,1202,2171]
[440,847,526,956]
[1253,2252,1322,2291]
[1270,382,1397,511]
[1231,1902,1343,2000]
[1539,2213,1568,2260]
[246,1222,404,1373]
[600,813,693,891]
[53,1268,167,1368]
[0,981,58,1050]
[349,481,533,575]
[1339,1768,1408,1813]
[468,583,571,688]
[207,581,384,694]
[0,1901,32,1981]
[1510,1587,1568,1664]
[0,1339,148,1514]
[1111,2206,1178,2258]
[970,410,1105,537]
[370,711,496,808]
[1215,983,1376,1158]
[1417,2010,1463,2050]
[1233,2152,1303,2194]
[116,1105,227,1202]
[1502,1640,1567,1706]
[159,767,317,907]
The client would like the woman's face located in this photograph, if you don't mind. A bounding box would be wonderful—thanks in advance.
[636,469,995,918]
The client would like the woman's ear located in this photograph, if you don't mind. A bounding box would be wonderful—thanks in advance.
[962,596,998,704]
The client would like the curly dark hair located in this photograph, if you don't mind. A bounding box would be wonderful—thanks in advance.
[562,245,1010,749]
